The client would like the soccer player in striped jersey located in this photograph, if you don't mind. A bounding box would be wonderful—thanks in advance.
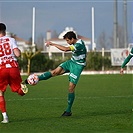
[120,48,133,74]
[24,31,87,116]
[0,23,28,123]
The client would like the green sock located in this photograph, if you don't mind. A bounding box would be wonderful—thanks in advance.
[66,93,75,112]
[38,71,52,81]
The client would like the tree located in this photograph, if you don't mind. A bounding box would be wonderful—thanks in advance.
[23,47,40,75]
[97,31,112,50]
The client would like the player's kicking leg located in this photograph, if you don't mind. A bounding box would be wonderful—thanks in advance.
[22,67,65,85]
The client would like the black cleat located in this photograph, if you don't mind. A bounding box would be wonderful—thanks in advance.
[61,111,72,116]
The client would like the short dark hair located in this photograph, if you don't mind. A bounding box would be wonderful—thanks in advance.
[63,31,77,40]
[0,23,6,32]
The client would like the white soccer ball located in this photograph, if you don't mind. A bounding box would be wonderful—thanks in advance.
[27,74,39,85]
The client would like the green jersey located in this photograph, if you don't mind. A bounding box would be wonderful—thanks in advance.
[70,39,87,66]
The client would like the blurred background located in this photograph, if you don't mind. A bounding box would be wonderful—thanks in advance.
[0,0,132,74]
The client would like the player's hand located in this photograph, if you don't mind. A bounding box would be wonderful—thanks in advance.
[45,41,53,47]
[120,68,124,75]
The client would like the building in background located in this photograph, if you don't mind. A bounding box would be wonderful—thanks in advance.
[6,32,34,53]
[43,27,91,59]
[6,27,91,59]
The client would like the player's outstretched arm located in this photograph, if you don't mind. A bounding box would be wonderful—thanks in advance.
[45,41,71,52]
[120,54,132,75]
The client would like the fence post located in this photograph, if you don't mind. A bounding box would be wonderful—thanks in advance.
[102,48,104,71]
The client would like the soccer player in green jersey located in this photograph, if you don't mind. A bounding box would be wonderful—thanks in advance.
[120,48,133,74]
[23,31,87,116]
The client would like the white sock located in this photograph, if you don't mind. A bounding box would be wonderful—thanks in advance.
[2,112,8,119]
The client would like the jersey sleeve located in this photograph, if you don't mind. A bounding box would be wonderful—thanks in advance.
[130,47,133,56]
[71,43,81,51]
[11,38,18,49]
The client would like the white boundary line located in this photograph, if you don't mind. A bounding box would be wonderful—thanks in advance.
[6,95,133,102]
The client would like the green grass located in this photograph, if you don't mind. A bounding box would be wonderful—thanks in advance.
[0,74,133,133]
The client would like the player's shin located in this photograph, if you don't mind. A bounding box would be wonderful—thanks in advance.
[0,96,6,113]
[66,93,75,113]
[38,71,52,81]
[0,96,8,122]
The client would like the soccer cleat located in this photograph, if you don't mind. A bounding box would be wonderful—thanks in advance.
[61,111,72,116]
[21,83,28,94]
[1,118,9,124]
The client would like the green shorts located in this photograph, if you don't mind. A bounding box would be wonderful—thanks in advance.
[59,60,84,85]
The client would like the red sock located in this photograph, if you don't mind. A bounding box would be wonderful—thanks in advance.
[0,96,6,113]
[17,88,25,96]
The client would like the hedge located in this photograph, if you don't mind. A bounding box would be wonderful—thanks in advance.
[18,52,112,73]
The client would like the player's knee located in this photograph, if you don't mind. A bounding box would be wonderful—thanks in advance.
[51,70,59,76]
[69,86,75,93]
[0,90,4,96]
[69,88,74,93]
[69,84,76,93]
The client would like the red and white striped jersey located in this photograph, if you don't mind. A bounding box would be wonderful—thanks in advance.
[0,36,19,69]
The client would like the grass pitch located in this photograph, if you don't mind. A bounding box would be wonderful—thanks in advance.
[0,74,133,133]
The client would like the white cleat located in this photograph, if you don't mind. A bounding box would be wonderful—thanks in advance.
[1,118,9,124]
[21,83,28,94]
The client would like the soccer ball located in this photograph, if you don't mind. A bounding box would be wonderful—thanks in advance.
[27,74,39,85]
